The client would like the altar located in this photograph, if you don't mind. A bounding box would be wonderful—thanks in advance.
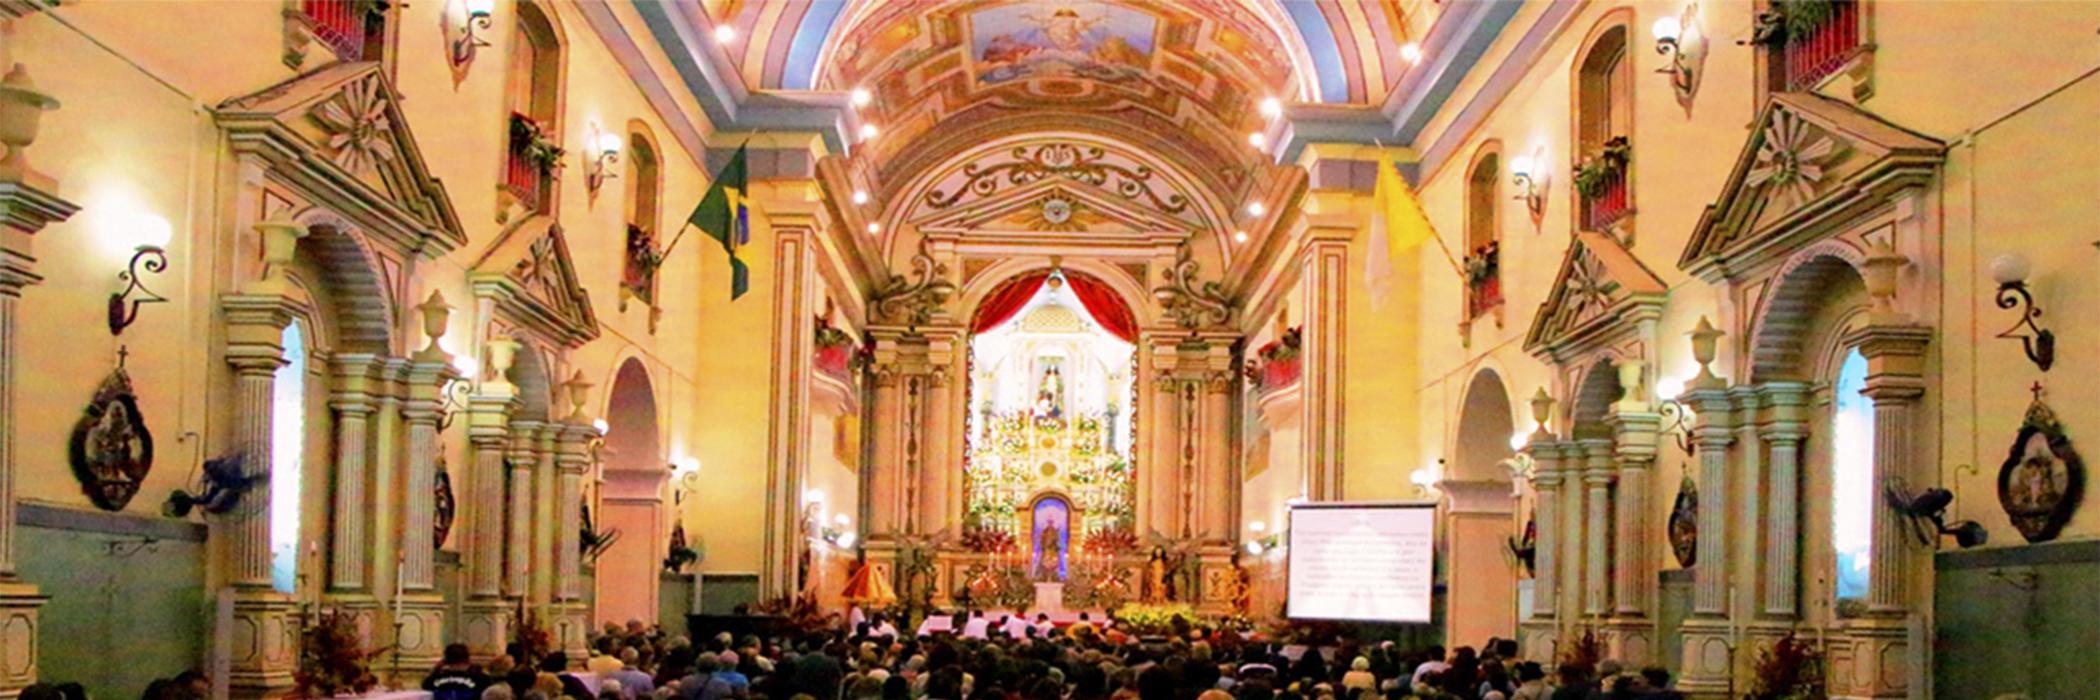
[1033,581,1065,614]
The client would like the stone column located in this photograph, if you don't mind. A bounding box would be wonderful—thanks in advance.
[763,218,817,597]
[1847,325,1931,615]
[554,422,594,662]
[0,149,76,694]
[1519,440,1562,661]
[462,389,515,659]
[1201,366,1234,542]
[532,426,559,609]
[506,420,543,599]
[1676,383,1736,698]
[919,369,953,535]
[1580,439,1615,618]
[369,358,407,654]
[1758,384,1809,619]
[222,294,300,693]
[865,362,903,537]
[1556,442,1586,622]
[394,354,453,671]
[1146,371,1182,535]
[1609,404,1659,665]
[328,355,380,593]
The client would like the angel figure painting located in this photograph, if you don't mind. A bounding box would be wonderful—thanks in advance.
[970,2,1155,84]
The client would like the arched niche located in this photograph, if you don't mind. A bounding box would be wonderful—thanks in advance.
[507,341,555,422]
[1570,358,1626,440]
[1749,250,1869,383]
[602,358,661,482]
[1453,369,1517,483]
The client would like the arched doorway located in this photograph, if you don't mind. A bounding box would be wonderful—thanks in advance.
[596,358,663,626]
[1446,369,1519,648]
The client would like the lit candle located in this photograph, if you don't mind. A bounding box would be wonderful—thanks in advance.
[393,551,407,626]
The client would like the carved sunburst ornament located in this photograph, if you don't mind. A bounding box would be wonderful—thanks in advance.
[1744,110,1842,207]
[312,77,397,174]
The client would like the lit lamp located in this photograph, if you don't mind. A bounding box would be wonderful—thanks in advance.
[1650,5,1704,107]
[1509,151,1547,221]
[1990,251,2054,372]
[450,0,496,69]
[585,129,622,194]
[106,213,174,336]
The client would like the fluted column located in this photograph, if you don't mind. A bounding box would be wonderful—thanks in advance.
[1684,386,1735,616]
[1580,439,1615,617]
[329,355,381,592]
[1555,442,1586,622]
[1299,237,1349,500]
[466,398,514,599]
[401,360,451,592]
[1528,442,1564,618]
[1611,411,1658,618]
[532,426,559,609]
[1146,372,1181,534]
[555,425,591,602]
[506,421,543,598]
[221,294,300,692]
[918,370,953,534]
[368,359,407,607]
[867,366,903,537]
[1201,368,1234,541]
[1759,384,1809,618]
[1845,325,1931,614]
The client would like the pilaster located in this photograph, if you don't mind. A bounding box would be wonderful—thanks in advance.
[1554,441,1586,623]
[221,294,300,693]
[1844,323,1931,616]
[763,220,817,597]
[1677,384,1736,698]
[1758,383,1810,619]
[505,421,543,598]
[553,422,594,665]
[1579,439,1615,618]
[1525,440,1563,620]
[461,390,515,659]
[1608,408,1659,666]
[394,355,454,671]
[1297,234,1349,500]
[327,355,382,594]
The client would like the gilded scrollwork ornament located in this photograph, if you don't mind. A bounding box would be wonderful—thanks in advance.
[1152,246,1234,329]
[871,241,957,326]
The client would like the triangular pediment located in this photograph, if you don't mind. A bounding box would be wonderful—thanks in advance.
[469,220,600,348]
[912,177,1193,240]
[1524,231,1668,364]
[218,62,467,256]
[1681,92,1944,278]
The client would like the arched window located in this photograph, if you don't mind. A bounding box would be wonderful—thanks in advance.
[270,321,308,595]
[1463,151,1502,322]
[1574,23,1632,233]
[1830,348,1873,602]
[622,130,662,308]
[504,2,562,214]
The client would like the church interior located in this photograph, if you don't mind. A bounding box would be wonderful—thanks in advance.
[0,0,2093,698]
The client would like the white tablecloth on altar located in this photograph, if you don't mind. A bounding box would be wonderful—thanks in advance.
[350,672,598,700]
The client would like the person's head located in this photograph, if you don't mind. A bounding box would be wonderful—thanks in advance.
[1079,613,1091,622]
[848,676,884,700]
[600,680,623,697]
[719,651,740,670]
[1037,614,1049,623]
[619,647,640,665]
[21,684,60,700]
[445,643,474,666]
[1196,691,1233,700]
[482,685,517,700]
[695,652,719,673]
[883,676,912,700]
[174,670,210,696]
[542,652,570,673]
[489,655,517,677]
[1597,659,1622,679]
[533,673,564,699]
[1351,657,1369,672]
[1516,662,1544,684]
[1556,663,1590,686]
[1639,667,1671,690]
[1424,646,1446,663]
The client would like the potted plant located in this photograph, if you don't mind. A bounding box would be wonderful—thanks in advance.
[1255,326,1303,391]
[1750,0,1838,48]
[293,611,381,699]
[509,113,566,173]
[1572,137,1631,199]
[1743,634,1827,700]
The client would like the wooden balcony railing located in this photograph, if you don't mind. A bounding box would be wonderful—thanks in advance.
[302,0,371,61]
[506,113,548,214]
[1784,0,1862,91]
[1583,168,1629,231]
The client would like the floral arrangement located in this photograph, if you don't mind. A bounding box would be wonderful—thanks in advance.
[1750,0,1838,47]
[1110,602,1196,635]
[293,611,380,699]
[1573,137,1631,199]
[509,113,566,172]
[1256,326,1303,363]
[751,592,832,635]
[813,321,856,349]
[513,602,555,665]
[1463,241,1500,286]
[1087,526,1140,553]
[1559,626,1604,672]
[959,525,1017,554]
[1743,634,1827,700]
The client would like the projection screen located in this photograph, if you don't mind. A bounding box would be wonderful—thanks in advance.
[1284,502,1437,622]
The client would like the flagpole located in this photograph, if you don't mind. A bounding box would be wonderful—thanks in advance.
[660,221,693,260]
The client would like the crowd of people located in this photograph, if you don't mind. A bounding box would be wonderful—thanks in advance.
[414,612,1690,700]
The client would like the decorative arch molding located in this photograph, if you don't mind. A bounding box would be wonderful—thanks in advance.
[1452,368,1518,482]
[1747,249,1869,383]
[468,217,601,350]
[601,358,665,493]
[1568,357,1627,439]
[290,211,397,354]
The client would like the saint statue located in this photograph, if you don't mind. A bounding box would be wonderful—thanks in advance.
[1036,522,1064,580]
[1144,547,1168,603]
[1034,365,1065,419]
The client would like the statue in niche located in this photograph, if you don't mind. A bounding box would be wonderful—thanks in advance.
[1034,364,1065,419]
[70,366,155,512]
[1144,547,1168,603]
[1036,522,1063,580]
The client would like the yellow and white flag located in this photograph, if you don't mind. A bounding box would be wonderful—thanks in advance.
[1366,157,1453,309]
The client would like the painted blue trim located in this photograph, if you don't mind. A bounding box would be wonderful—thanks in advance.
[1392,0,1524,144]
[573,1,711,171]
[783,1,848,91]
[1282,1,1350,103]
[633,0,739,128]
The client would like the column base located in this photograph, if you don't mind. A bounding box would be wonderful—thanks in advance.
[1675,618,1736,699]
[554,602,590,667]
[0,580,47,699]
[1519,619,1559,666]
[1602,618,1657,667]
[389,594,447,675]
[228,590,299,695]
[460,598,516,662]
[1828,616,1912,699]
[322,593,383,651]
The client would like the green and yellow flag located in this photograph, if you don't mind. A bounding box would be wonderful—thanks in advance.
[685,145,752,300]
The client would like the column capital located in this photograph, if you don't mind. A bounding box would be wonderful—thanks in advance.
[223,294,302,372]
[0,180,81,240]
[1610,410,1661,461]
[468,391,518,440]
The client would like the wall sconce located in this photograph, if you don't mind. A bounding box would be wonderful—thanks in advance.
[1991,252,2053,372]
[585,129,621,194]
[107,214,174,336]
[1509,151,1548,222]
[1410,459,1444,499]
[1654,376,1695,454]
[449,0,496,69]
[1650,4,1705,110]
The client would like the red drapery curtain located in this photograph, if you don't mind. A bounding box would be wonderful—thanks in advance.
[1064,272,1138,343]
[970,272,1049,335]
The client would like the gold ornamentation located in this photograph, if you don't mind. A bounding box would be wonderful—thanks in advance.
[870,240,956,326]
[1152,246,1234,329]
[926,143,1189,214]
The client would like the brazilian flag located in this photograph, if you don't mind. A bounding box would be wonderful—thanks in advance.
[685,145,751,299]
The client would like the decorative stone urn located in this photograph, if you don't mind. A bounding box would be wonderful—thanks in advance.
[0,64,60,184]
